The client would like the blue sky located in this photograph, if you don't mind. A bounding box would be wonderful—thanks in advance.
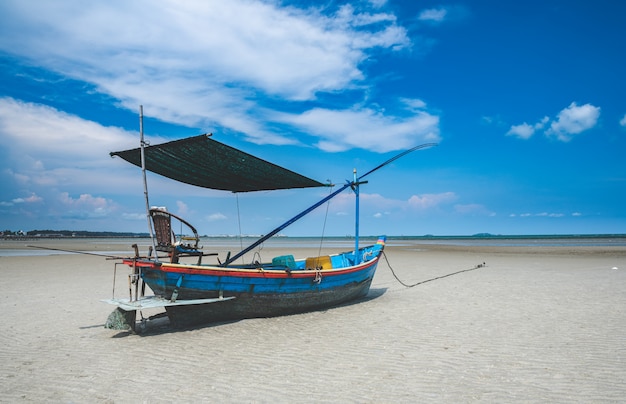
[1,0,625,237]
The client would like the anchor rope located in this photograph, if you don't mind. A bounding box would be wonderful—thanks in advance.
[381,250,486,288]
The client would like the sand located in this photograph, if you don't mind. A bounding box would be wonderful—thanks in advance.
[0,239,625,402]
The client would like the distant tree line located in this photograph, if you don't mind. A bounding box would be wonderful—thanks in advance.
[2,229,149,238]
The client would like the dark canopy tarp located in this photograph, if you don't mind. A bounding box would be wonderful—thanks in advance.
[110,134,325,192]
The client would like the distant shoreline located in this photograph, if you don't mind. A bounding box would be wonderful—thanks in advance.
[2,234,625,256]
[3,233,626,241]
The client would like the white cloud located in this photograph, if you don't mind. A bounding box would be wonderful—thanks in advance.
[58,192,116,218]
[620,113,626,127]
[279,104,440,152]
[0,97,136,167]
[3,194,43,206]
[400,98,428,111]
[508,103,600,142]
[513,212,568,218]
[22,195,42,203]
[206,213,228,222]
[506,123,534,140]
[546,102,600,141]
[176,200,190,217]
[506,116,549,140]
[368,0,388,8]
[122,212,147,221]
[327,191,456,214]
[0,0,415,150]
[407,192,456,209]
[3,1,378,99]
[536,212,564,217]
[335,4,397,28]
[0,97,153,218]
[418,8,448,22]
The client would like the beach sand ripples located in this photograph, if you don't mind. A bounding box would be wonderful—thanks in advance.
[1,245,625,402]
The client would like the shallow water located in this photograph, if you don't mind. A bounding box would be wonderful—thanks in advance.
[1,234,624,256]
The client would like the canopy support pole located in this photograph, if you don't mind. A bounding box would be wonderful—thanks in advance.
[353,169,360,264]
[139,105,158,260]
[350,169,369,265]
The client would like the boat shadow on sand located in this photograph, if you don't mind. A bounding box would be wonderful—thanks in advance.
[103,287,388,338]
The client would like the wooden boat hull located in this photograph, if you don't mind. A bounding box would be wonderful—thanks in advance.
[131,240,383,327]
[163,268,376,327]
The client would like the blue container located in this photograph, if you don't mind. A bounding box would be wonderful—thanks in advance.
[272,255,296,269]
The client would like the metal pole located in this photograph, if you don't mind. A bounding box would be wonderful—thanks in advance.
[139,106,158,259]
[353,168,360,265]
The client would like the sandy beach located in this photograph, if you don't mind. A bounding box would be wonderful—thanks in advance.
[0,239,625,402]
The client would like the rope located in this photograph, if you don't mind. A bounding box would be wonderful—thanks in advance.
[235,193,244,263]
[316,182,334,258]
[381,250,486,288]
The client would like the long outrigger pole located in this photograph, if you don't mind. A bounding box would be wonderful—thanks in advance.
[224,142,437,266]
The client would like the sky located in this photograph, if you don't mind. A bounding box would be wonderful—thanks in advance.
[1,0,625,237]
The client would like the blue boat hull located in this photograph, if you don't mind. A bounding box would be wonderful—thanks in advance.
[135,239,384,327]
[162,272,375,327]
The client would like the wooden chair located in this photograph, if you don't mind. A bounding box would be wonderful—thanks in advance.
[149,208,214,264]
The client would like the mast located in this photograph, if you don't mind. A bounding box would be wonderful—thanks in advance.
[139,105,158,259]
[351,168,368,265]
[353,168,360,264]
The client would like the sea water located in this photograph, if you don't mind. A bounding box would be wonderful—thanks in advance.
[2,234,625,257]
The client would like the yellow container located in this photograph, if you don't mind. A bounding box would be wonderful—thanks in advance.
[305,255,333,270]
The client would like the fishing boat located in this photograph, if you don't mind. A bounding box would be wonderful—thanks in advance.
[104,108,435,329]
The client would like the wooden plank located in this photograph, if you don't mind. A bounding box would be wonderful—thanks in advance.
[102,295,235,311]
